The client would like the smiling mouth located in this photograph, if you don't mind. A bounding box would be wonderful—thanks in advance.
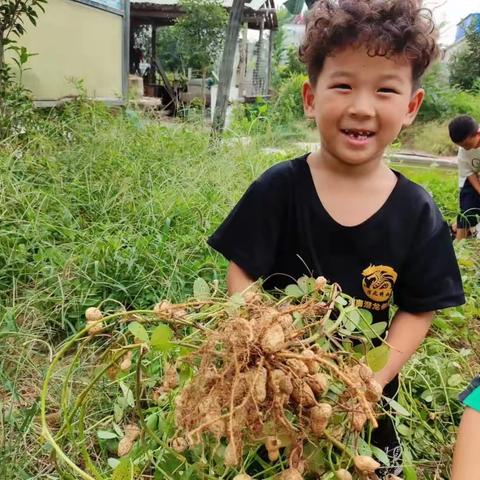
[341,129,375,140]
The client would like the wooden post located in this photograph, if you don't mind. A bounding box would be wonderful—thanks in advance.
[150,23,157,85]
[238,22,248,97]
[254,17,265,94]
[266,28,274,95]
[212,0,245,134]
[0,27,4,89]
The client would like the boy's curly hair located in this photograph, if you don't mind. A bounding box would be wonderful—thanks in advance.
[299,0,439,87]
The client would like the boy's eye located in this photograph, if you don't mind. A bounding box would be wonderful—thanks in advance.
[332,84,352,90]
[377,87,398,94]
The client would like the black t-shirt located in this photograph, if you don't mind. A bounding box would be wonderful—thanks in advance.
[208,155,465,324]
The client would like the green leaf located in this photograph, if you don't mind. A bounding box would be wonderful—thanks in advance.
[119,382,135,408]
[227,293,245,313]
[297,276,315,294]
[342,308,361,334]
[371,444,390,466]
[402,446,418,480]
[108,458,120,469]
[193,277,210,301]
[358,308,373,324]
[146,413,158,430]
[396,424,411,436]
[128,322,149,343]
[357,310,374,335]
[97,430,118,440]
[111,457,133,480]
[420,390,433,402]
[385,398,411,417]
[114,403,124,423]
[151,324,174,352]
[335,296,348,307]
[179,363,194,382]
[365,344,390,372]
[357,437,372,457]
[447,373,464,387]
[433,317,449,331]
[363,321,387,339]
[285,284,304,298]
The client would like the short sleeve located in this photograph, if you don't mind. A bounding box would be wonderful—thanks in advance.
[207,165,290,280]
[394,200,465,313]
[458,148,475,179]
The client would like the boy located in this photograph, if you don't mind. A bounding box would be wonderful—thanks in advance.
[451,377,480,479]
[448,115,480,240]
[208,0,465,476]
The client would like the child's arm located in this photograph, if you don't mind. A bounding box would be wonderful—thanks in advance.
[466,172,480,195]
[227,261,255,295]
[452,407,480,480]
[374,310,434,389]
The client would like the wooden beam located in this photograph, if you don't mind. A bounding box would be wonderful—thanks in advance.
[212,0,246,133]
[266,28,274,94]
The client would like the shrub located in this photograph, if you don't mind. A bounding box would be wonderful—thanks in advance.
[230,74,308,136]
[271,73,307,124]
[417,65,456,123]
[449,17,480,91]
[400,121,457,156]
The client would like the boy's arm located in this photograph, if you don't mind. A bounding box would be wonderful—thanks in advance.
[467,172,480,195]
[452,407,480,480]
[227,261,255,295]
[374,310,434,389]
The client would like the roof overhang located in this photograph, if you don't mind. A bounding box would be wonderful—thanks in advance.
[131,0,278,30]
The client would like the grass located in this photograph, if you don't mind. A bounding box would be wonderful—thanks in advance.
[399,121,458,157]
[0,103,478,479]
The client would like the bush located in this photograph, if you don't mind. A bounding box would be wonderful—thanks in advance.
[448,17,480,91]
[230,74,308,136]
[272,73,308,124]
[449,89,480,119]
[417,65,456,123]
[417,65,480,124]
[400,121,457,156]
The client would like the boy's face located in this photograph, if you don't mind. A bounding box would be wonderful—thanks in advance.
[458,132,480,150]
[303,47,424,167]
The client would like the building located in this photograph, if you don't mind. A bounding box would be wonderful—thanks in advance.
[15,0,130,106]
[130,0,278,113]
[443,13,480,64]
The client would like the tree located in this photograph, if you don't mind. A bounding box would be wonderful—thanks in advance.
[0,0,46,140]
[157,0,228,77]
[449,18,480,91]
[0,0,46,93]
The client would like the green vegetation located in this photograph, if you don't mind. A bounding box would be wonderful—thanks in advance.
[0,0,47,140]
[401,65,480,155]
[0,104,478,479]
[155,0,228,77]
[449,17,480,92]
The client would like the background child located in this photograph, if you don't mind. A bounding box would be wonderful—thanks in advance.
[209,0,465,476]
[451,377,480,479]
[448,115,480,240]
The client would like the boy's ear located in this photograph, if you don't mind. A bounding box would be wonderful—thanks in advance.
[302,81,316,119]
[402,88,425,127]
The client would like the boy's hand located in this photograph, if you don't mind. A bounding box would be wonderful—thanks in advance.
[227,261,255,295]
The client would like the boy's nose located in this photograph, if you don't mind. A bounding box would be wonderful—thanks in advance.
[347,93,375,118]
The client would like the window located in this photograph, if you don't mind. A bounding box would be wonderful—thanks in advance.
[73,0,126,15]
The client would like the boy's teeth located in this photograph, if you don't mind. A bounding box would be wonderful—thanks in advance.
[343,129,372,139]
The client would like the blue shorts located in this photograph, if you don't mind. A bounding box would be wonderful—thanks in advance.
[459,376,480,413]
[457,181,480,229]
